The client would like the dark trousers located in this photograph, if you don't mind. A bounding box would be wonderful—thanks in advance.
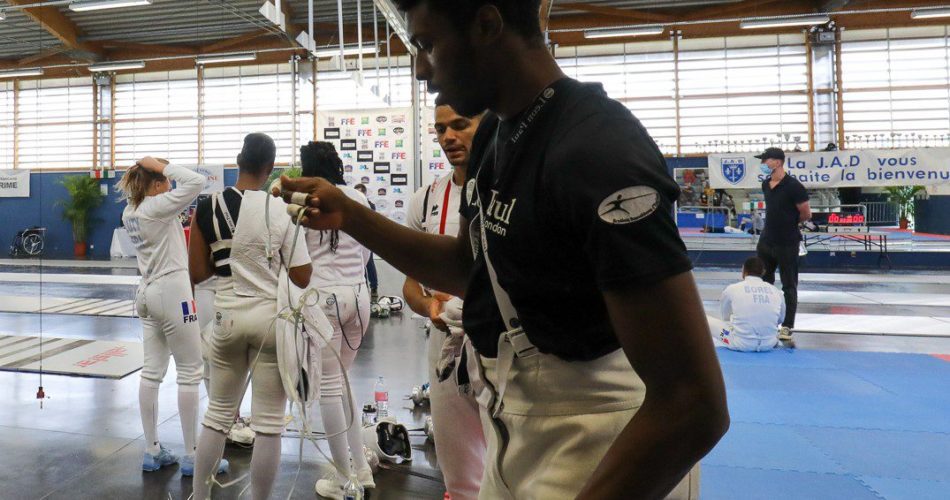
[756,241,800,328]
[366,254,379,291]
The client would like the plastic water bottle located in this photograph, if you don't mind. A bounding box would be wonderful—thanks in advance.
[343,473,364,500]
[374,376,389,418]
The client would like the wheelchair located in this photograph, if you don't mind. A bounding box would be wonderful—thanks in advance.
[10,226,46,257]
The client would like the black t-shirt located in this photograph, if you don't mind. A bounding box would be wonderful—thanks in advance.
[760,174,809,246]
[194,189,243,277]
[459,78,692,361]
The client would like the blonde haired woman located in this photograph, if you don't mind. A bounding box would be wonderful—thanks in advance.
[118,156,216,475]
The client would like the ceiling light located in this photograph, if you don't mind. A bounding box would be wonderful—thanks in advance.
[911,7,950,19]
[584,25,665,39]
[195,53,257,65]
[69,0,152,12]
[313,45,379,58]
[740,15,831,29]
[88,61,145,72]
[0,68,44,78]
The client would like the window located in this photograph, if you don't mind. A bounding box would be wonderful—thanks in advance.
[677,35,809,154]
[114,70,199,166]
[559,43,678,154]
[202,64,296,165]
[0,82,13,169]
[841,27,950,148]
[316,63,414,110]
[16,78,94,169]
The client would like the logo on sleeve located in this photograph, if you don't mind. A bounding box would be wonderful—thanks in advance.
[181,300,198,324]
[598,186,659,225]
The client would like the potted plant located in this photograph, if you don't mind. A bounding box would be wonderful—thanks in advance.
[57,175,105,257]
[884,185,924,230]
[265,166,302,190]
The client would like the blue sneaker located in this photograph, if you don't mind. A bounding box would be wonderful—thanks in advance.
[142,445,179,472]
[179,455,230,477]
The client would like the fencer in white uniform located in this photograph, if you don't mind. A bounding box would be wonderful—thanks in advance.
[189,133,312,500]
[118,156,205,473]
[403,103,486,500]
[298,141,376,499]
[707,257,785,352]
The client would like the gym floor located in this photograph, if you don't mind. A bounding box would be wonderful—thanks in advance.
[0,259,947,499]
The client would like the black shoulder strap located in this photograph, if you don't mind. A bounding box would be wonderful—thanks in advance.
[420,184,432,224]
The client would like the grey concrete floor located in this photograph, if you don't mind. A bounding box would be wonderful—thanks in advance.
[0,263,444,500]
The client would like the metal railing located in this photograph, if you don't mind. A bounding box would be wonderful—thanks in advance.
[861,201,900,226]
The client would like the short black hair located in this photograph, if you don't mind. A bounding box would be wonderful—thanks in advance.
[300,141,345,185]
[354,183,367,193]
[743,257,765,277]
[395,0,543,42]
[237,133,276,176]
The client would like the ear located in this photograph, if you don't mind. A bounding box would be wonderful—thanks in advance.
[470,4,504,46]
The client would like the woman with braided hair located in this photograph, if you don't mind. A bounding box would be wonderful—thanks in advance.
[299,141,376,497]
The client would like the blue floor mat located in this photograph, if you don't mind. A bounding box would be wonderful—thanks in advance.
[701,465,883,500]
[702,349,950,499]
[860,476,950,500]
[799,428,950,482]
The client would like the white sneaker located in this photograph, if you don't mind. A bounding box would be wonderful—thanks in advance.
[315,473,345,499]
[227,420,255,445]
[357,466,375,489]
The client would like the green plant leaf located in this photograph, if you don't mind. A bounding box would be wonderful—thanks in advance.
[58,175,106,243]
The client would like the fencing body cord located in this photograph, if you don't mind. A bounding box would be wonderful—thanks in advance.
[189,192,360,500]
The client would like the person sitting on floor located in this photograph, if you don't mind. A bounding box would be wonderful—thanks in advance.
[708,257,785,352]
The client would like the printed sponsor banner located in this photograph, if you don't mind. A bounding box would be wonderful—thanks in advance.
[709,148,950,189]
[190,165,225,194]
[0,169,30,197]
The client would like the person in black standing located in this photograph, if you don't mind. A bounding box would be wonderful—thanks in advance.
[274,1,728,498]
[755,147,812,346]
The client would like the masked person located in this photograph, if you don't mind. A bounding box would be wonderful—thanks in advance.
[189,133,312,500]
[755,147,812,347]
[274,1,729,498]
[707,257,785,352]
[298,141,376,498]
[118,156,206,474]
[403,100,485,500]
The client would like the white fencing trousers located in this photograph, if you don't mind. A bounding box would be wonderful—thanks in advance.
[427,330,485,500]
[136,270,203,386]
[468,339,701,500]
[707,315,779,352]
[318,284,370,398]
[203,292,287,435]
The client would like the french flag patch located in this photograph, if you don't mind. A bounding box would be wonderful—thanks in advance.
[181,301,198,323]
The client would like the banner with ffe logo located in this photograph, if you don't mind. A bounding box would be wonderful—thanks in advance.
[709,148,950,189]
[181,165,225,194]
[0,169,30,198]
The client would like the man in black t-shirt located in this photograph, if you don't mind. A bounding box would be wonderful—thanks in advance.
[275,1,727,498]
[755,147,812,346]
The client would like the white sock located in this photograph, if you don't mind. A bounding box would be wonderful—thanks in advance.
[179,384,200,457]
[345,392,369,472]
[319,395,353,479]
[192,427,227,500]
[139,378,161,455]
[250,433,282,500]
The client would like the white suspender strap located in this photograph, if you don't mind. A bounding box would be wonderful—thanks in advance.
[474,178,538,420]
[211,194,224,242]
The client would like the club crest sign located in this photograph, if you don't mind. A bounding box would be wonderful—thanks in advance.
[721,157,746,185]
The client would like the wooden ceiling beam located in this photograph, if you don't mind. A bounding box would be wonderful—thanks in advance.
[682,0,793,21]
[555,2,675,23]
[5,0,102,58]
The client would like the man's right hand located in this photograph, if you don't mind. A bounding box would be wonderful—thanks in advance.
[273,176,351,231]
